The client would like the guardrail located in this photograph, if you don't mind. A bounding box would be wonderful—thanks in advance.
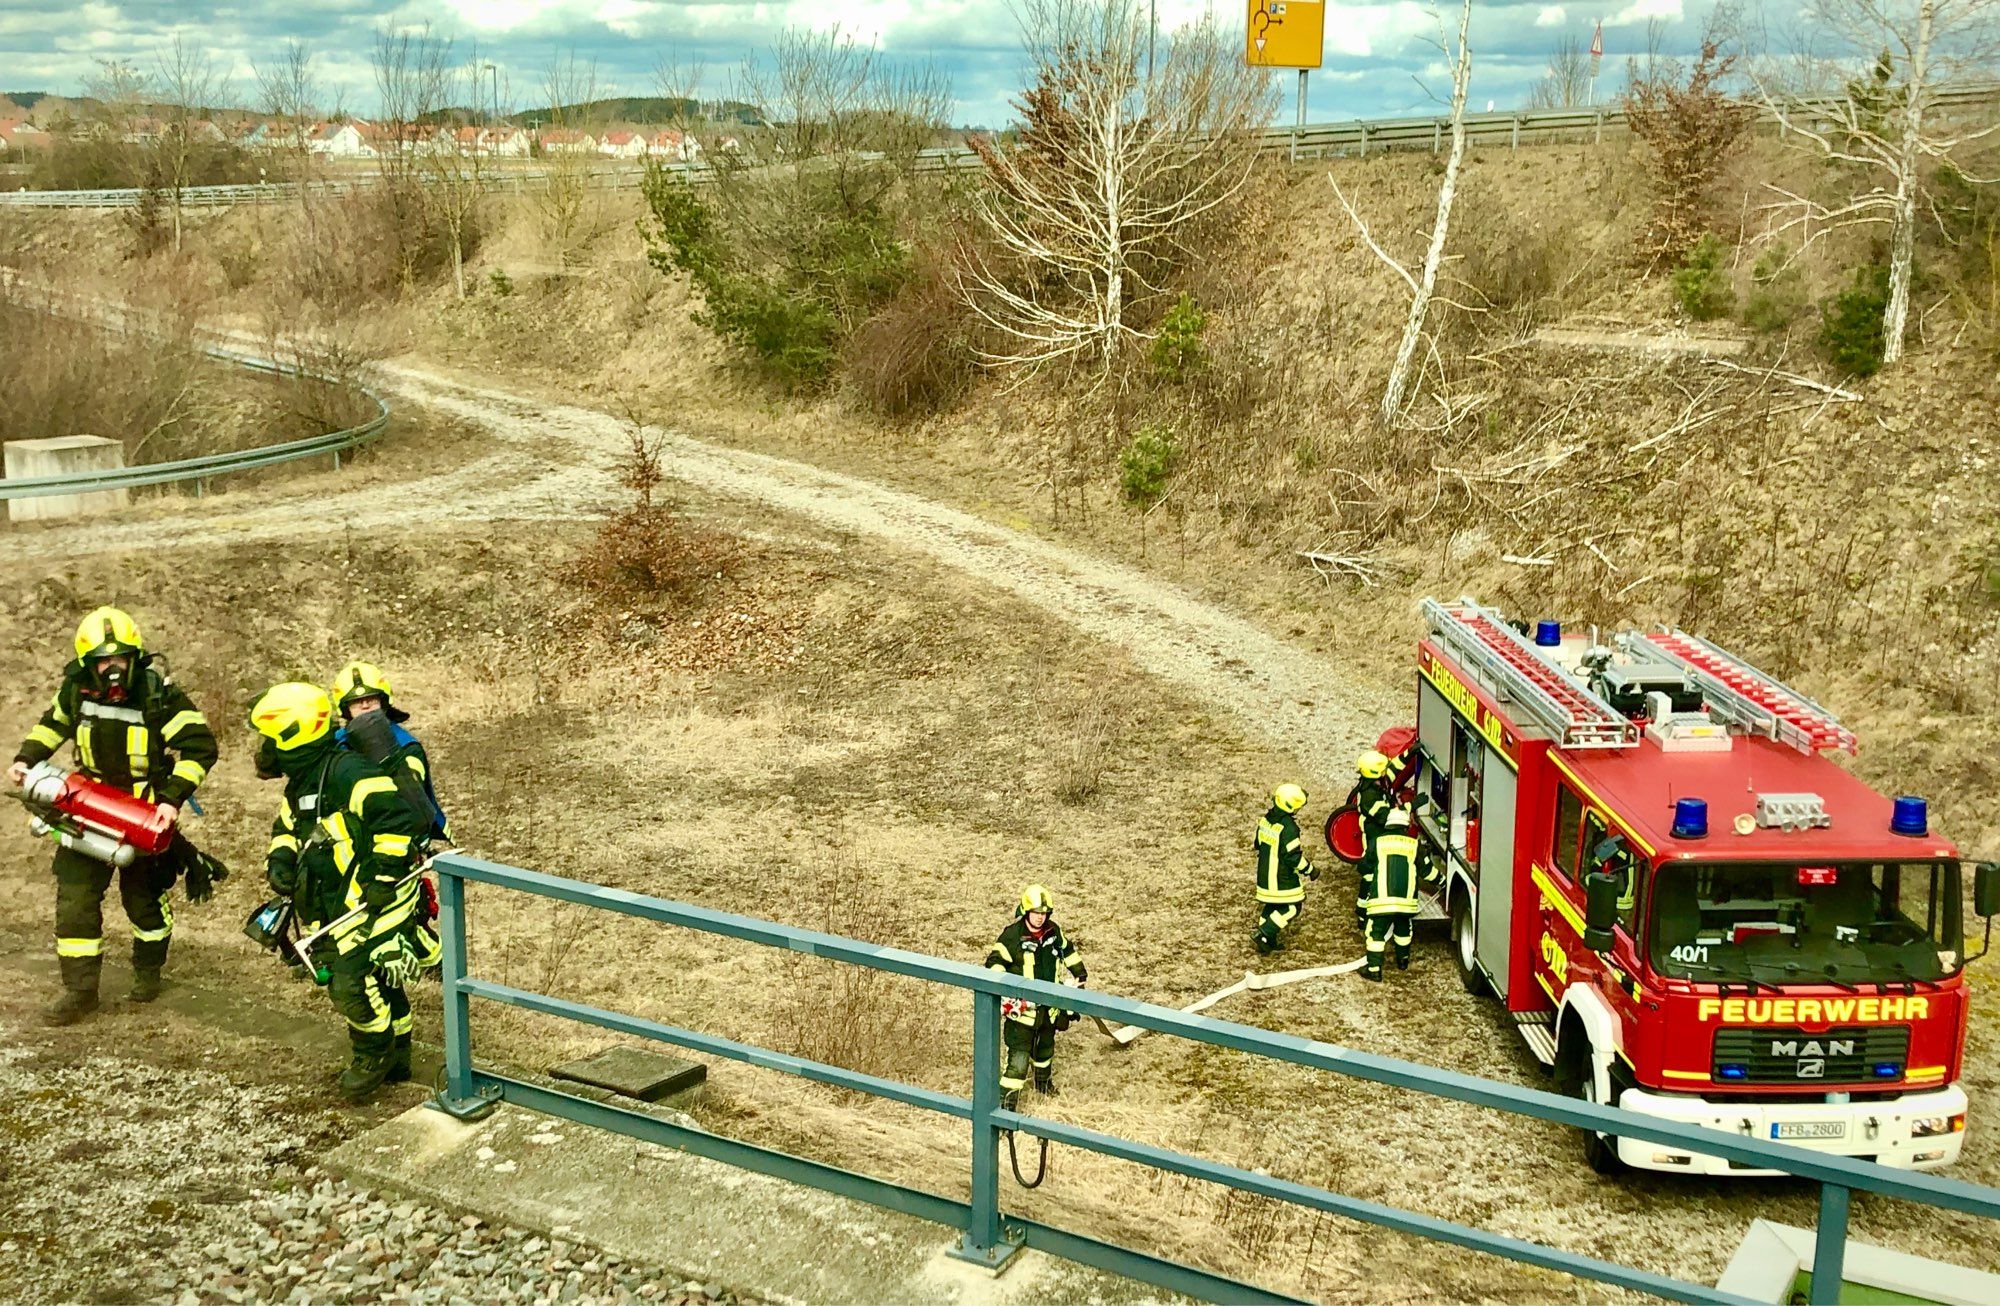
[0,295,390,499]
[428,852,2000,1305]
[12,83,1993,209]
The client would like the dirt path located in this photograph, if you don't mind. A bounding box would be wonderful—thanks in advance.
[4,330,1395,775]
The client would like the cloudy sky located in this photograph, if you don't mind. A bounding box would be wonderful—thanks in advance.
[0,0,1718,126]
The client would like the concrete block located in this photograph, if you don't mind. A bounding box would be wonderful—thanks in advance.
[551,1045,707,1102]
[4,435,129,523]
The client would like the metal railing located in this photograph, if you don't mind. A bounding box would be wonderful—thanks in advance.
[428,852,2000,1305]
[12,83,1993,209]
[0,294,389,500]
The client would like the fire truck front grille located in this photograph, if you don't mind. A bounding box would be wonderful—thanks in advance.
[1710,1026,1911,1085]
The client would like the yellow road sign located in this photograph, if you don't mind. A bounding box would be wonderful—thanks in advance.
[1246,0,1325,69]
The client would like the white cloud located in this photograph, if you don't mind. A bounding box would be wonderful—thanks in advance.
[1605,0,1683,28]
[1535,5,1568,27]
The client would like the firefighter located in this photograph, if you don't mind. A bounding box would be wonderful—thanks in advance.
[985,885,1087,1109]
[1362,808,1423,982]
[252,682,435,1101]
[1353,750,1395,929]
[331,661,449,842]
[8,607,220,1023]
[1254,783,1318,954]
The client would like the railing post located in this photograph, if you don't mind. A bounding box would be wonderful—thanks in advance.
[1433,119,1442,153]
[952,990,1021,1270]
[1812,1183,1849,1302]
[430,866,497,1119]
[1594,109,1605,145]
[1511,115,1521,150]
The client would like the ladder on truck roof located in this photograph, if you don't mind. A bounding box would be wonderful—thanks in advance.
[1421,598,1641,750]
[1620,628,1858,755]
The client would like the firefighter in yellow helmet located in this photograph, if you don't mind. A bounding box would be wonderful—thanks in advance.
[985,884,1087,1109]
[1362,808,1425,981]
[331,661,449,843]
[1352,750,1395,929]
[1255,783,1318,954]
[9,608,221,1023]
[251,682,434,1101]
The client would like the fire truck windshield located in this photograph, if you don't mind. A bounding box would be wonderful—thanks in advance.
[1649,860,1964,985]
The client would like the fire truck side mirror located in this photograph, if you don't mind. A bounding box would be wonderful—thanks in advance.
[1583,872,1618,952]
[1976,862,1999,920]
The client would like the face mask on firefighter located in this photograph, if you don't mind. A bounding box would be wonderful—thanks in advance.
[90,654,132,694]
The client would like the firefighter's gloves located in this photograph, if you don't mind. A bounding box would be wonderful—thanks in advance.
[267,862,300,897]
[361,878,398,912]
[372,934,423,987]
[185,851,228,904]
[1303,860,1321,881]
[1054,1011,1076,1032]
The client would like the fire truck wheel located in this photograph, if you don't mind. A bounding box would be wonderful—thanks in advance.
[1448,892,1487,997]
[1555,1041,1624,1175]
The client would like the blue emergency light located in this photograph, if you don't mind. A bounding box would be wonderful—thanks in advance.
[1891,796,1929,837]
[1717,1064,1748,1080]
[1535,620,1561,646]
[1873,1063,1901,1079]
[1672,798,1709,840]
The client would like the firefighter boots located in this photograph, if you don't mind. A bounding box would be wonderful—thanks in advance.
[386,1033,414,1085]
[46,987,99,1024]
[339,1049,395,1102]
[1033,1067,1057,1097]
[130,968,163,1003]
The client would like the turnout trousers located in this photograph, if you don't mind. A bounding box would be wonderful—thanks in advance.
[53,845,175,992]
[324,922,441,1058]
[1364,911,1414,978]
[1001,1011,1057,1095]
[1256,900,1302,952]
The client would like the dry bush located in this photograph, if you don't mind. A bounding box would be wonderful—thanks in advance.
[842,255,975,416]
[567,424,738,611]
[774,851,945,1083]
[1049,693,1114,804]
[264,188,474,315]
[1624,37,1756,266]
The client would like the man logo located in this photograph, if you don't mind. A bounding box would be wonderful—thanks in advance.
[1770,1039,1855,1058]
[1798,1059,1826,1078]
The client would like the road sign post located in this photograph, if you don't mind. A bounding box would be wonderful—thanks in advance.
[1247,0,1325,163]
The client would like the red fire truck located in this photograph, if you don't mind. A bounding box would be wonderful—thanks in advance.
[1399,597,1997,1174]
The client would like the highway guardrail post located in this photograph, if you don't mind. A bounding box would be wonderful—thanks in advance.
[954,988,1023,1270]
[1813,1183,1850,1297]
[431,868,499,1120]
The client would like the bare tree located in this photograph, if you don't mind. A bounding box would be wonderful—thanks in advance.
[728,28,952,224]
[653,46,705,166]
[1741,0,2000,367]
[423,55,493,298]
[155,36,226,252]
[537,51,609,265]
[371,24,452,285]
[1333,0,1474,425]
[1527,34,1593,109]
[86,59,153,140]
[255,39,320,183]
[958,0,1273,372]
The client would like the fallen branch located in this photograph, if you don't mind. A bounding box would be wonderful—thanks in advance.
[1299,549,1392,588]
[1502,553,1555,567]
[1701,356,1863,402]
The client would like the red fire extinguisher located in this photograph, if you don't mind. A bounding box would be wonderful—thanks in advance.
[13,763,176,867]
